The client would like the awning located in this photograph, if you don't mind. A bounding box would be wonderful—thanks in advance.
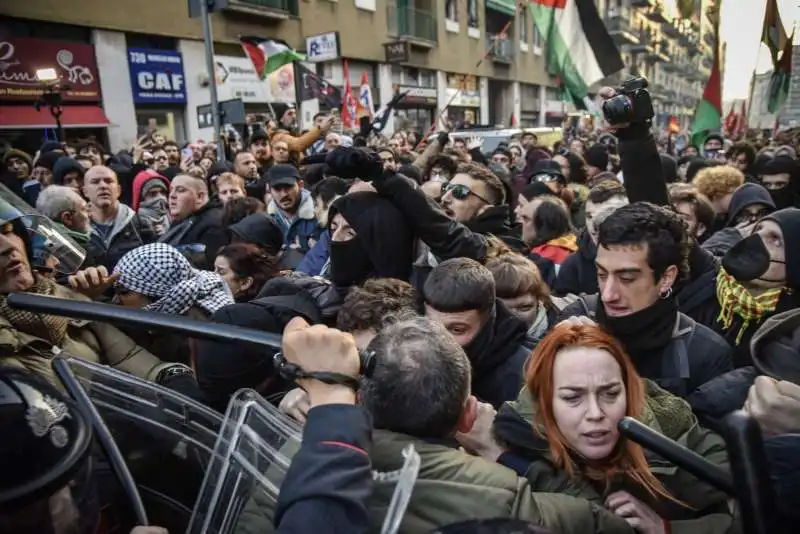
[486,0,516,16]
[0,105,110,129]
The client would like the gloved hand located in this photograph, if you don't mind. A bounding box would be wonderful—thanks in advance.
[324,147,385,182]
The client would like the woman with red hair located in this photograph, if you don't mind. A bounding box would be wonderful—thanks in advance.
[463,323,734,534]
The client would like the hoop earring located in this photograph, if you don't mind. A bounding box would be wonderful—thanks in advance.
[659,286,673,299]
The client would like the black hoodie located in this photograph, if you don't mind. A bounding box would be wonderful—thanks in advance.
[464,299,532,408]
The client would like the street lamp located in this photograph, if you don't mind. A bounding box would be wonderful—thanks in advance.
[34,67,68,142]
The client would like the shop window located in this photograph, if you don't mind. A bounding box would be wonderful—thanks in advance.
[135,110,185,144]
[468,0,479,28]
[0,17,92,43]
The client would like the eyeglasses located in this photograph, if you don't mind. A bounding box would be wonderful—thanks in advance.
[534,173,560,184]
[734,209,771,225]
[443,182,492,204]
[155,155,168,161]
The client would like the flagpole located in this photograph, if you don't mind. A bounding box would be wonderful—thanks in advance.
[413,3,518,150]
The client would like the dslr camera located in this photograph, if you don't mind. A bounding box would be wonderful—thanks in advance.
[602,76,654,126]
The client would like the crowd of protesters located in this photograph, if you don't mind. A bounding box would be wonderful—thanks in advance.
[1,91,800,534]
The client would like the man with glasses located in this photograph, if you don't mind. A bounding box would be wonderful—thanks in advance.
[702,183,776,259]
[151,147,170,173]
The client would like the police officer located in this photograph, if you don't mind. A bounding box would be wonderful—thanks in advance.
[0,364,167,534]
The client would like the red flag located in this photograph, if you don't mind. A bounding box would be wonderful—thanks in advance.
[340,60,358,129]
[668,116,680,134]
[723,104,737,136]
[509,112,517,127]
[737,100,748,137]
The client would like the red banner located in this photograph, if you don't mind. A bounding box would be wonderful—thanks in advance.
[0,37,102,102]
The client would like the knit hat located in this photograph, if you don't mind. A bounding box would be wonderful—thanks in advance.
[40,141,63,154]
[141,177,168,199]
[2,149,33,168]
[584,144,609,171]
[34,151,63,171]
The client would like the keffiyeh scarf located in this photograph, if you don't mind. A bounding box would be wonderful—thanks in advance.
[0,275,69,345]
[716,267,784,345]
[114,243,233,316]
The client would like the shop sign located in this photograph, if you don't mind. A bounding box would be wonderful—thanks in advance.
[127,48,186,105]
[305,32,340,62]
[384,41,410,63]
[397,85,437,106]
[0,37,101,102]
[212,56,295,103]
[445,74,480,108]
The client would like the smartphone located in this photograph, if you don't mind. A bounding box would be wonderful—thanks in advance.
[181,147,193,159]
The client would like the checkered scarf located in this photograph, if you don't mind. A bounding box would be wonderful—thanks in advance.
[114,243,233,316]
[716,267,784,345]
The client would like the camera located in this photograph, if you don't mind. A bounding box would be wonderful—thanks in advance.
[602,76,654,126]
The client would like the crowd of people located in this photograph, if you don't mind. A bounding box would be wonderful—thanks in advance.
[1,94,799,534]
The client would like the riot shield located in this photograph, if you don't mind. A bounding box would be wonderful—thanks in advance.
[188,389,420,534]
[63,356,224,533]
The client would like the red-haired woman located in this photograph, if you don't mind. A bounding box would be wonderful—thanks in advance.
[462,323,734,534]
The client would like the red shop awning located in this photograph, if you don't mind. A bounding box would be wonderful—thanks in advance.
[0,105,110,129]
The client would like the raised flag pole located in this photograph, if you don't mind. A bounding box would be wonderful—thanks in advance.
[199,0,225,162]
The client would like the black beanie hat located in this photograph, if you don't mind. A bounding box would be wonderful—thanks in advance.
[584,144,609,171]
[34,151,63,171]
[763,207,800,288]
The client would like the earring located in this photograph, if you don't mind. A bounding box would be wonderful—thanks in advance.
[659,286,673,299]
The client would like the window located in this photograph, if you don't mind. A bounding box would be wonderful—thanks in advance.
[520,8,529,43]
[391,65,403,85]
[533,25,541,48]
[445,0,457,21]
[419,69,436,88]
[468,0,478,28]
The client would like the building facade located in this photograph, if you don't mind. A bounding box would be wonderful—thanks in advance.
[1,0,577,151]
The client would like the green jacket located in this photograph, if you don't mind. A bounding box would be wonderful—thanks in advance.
[0,284,172,384]
[493,381,734,534]
[235,428,634,534]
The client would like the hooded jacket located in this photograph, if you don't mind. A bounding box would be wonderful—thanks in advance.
[702,183,776,258]
[267,189,320,253]
[131,170,169,211]
[493,382,733,534]
[51,156,85,186]
[466,300,533,408]
[87,202,156,271]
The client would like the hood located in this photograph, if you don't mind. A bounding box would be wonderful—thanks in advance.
[229,213,284,253]
[763,207,800,288]
[328,192,415,281]
[51,157,85,185]
[750,307,800,385]
[131,170,169,211]
[725,183,776,226]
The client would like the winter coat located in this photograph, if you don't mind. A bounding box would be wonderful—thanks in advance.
[554,230,598,296]
[466,205,526,252]
[159,199,228,270]
[494,382,734,534]
[267,190,321,254]
[235,429,636,534]
[0,284,175,385]
[87,203,157,271]
[559,295,733,398]
[674,245,719,324]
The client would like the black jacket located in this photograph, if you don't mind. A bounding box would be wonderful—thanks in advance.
[467,206,526,253]
[674,245,719,324]
[560,295,733,398]
[159,200,228,270]
[554,230,598,296]
[275,404,373,534]
[468,300,533,408]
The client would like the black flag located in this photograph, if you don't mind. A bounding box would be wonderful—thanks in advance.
[295,63,342,110]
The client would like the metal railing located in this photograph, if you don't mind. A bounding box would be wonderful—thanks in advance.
[234,0,298,14]
[486,34,515,61]
[387,2,438,43]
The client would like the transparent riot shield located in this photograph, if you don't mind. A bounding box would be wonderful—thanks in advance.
[188,389,421,534]
[64,356,223,533]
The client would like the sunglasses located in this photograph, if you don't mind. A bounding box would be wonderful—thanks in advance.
[443,183,491,204]
[534,173,561,184]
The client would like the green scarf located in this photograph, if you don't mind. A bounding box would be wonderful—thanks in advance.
[53,221,91,246]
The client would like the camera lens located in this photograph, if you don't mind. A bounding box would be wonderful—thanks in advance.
[602,95,634,125]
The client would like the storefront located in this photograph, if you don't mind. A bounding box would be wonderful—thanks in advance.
[127,47,187,142]
[0,36,109,154]
[394,86,437,133]
[445,74,480,128]
[520,83,541,127]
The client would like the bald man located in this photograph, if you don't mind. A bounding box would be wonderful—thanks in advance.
[159,174,227,269]
[83,165,156,270]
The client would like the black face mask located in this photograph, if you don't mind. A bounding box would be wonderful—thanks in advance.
[722,233,785,283]
[329,238,373,287]
[768,186,795,210]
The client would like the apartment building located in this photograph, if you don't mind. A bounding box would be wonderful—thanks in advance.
[1,0,573,151]
[598,0,716,130]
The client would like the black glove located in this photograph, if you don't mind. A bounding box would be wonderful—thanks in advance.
[436,131,449,148]
[324,147,385,182]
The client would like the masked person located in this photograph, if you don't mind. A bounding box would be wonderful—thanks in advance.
[701,183,776,258]
[558,202,733,398]
[759,156,798,210]
[0,365,169,534]
[703,207,800,368]
[131,169,170,237]
[484,323,734,534]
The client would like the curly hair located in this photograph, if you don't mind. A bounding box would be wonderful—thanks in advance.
[336,278,420,333]
[691,165,745,201]
[598,202,690,282]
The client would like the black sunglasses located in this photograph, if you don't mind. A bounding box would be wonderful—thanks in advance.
[443,183,492,204]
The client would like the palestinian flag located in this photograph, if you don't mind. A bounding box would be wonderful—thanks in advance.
[690,35,722,149]
[240,37,305,80]
[761,0,789,67]
[528,0,624,107]
[767,32,794,113]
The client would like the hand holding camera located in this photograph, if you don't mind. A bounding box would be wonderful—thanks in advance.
[601,76,654,131]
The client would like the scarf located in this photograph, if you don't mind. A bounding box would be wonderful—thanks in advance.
[596,296,677,364]
[527,302,549,342]
[716,267,784,345]
[137,197,170,234]
[53,221,90,246]
[0,275,69,345]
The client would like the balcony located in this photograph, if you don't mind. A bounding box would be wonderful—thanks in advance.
[646,1,668,23]
[486,34,515,64]
[226,0,297,19]
[606,9,640,45]
[387,2,438,47]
